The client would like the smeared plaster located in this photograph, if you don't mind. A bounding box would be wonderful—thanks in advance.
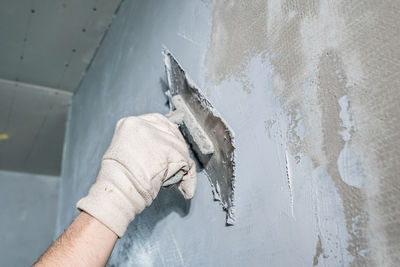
[338,96,353,143]
[264,79,352,265]
[206,0,268,93]
[337,144,365,189]
[337,96,365,189]
[206,0,400,265]
[313,235,325,266]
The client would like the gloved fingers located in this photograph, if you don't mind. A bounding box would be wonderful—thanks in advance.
[111,115,186,154]
[139,113,170,124]
[115,114,187,149]
[138,113,186,143]
[150,161,187,198]
[177,159,197,199]
[162,161,189,182]
[116,114,171,135]
[162,169,185,187]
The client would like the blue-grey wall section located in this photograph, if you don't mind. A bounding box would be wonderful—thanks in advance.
[56,0,400,266]
[0,170,59,266]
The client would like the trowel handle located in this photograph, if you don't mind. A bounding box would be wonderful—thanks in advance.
[165,109,185,125]
[166,95,215,156]
[162,106,186,187]
[163,95,214,187]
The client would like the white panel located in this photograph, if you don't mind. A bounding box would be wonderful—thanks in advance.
[0,79,71,174]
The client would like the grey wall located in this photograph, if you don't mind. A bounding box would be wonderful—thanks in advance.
[56,0,400,266]
[0,170,59,266]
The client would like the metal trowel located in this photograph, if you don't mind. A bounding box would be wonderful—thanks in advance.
[162,50,236,225]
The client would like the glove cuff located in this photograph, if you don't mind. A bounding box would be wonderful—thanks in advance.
[77,180,133,237]
[77,160,149,237]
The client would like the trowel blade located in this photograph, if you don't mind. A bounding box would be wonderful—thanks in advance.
[163,50,236,224]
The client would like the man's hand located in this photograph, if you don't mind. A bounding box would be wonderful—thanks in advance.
[78,113,197,237]
[35,114,196,266]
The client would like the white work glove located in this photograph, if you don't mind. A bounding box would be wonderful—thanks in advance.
[77,113,196,237]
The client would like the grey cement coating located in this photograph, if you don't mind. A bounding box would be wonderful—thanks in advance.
[0,170,59,266]
[56,0,400,266]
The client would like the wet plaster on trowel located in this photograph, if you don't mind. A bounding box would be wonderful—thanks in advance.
[164,51,237,224]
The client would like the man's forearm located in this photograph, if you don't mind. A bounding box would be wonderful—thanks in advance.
[34,212,118,267]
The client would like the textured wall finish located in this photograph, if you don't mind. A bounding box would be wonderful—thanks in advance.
[56,0,400,266]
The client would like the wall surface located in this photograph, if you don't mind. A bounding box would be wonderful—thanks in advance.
[0,170,59,266]
[56,0,400,266]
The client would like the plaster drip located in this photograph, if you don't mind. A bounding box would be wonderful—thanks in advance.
[285,151,295,218]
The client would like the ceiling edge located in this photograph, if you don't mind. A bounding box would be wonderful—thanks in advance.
[0,78,73,97]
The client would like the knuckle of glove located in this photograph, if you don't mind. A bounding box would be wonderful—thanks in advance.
[106,114,193,198]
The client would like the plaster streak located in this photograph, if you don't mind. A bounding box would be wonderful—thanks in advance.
[337,96,365,189]
[313,166,354,266]
[338,96,353,143]
[169,232,185,266]
[177,32,202,47]
[337,144,365,189]
[313,235,324,266]
[285,151,295,218]
[267,111,353,265]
